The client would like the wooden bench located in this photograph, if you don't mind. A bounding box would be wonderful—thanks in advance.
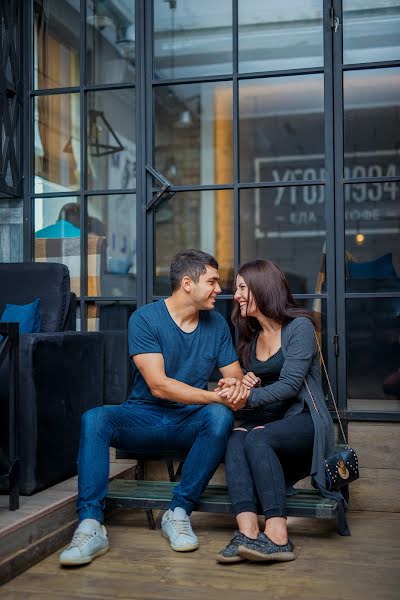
[106,479,339,531]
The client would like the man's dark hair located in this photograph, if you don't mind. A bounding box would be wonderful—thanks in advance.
[170,249,218,292]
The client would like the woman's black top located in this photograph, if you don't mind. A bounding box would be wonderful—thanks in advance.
[247,340,309,416]
[248,347,284,386]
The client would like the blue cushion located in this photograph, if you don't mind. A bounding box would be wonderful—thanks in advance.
[0,298,41,335]
[348,253,397,279]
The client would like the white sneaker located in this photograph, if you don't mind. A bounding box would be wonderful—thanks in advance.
[161,507,199,552]
[59,518,109,566]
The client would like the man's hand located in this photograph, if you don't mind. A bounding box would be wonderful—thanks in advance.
[216,380,249,410]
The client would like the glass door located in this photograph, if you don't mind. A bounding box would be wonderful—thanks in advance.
[334,0,400,418]
[146,0,338,397]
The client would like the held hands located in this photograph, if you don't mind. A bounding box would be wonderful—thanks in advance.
[214,377,250,410]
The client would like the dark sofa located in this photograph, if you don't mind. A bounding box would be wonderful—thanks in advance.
[0,263,104,495]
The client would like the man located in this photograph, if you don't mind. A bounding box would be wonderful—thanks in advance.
[60,249,249,566]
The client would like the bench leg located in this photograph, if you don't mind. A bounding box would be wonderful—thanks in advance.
[135,459,156,529]
[146,509,156,530]
[155,510,165,530]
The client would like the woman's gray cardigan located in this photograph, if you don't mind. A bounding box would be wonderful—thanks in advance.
[247,316,350,535]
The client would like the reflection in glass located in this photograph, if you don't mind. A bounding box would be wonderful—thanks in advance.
[87,0,135,85]
[34,196,81,296]
[87,301,136,404]
[153,0,232,79]
[343,1,400,64]
[239,75,324,182]
[87,195,137,297]
[154,82,233,186]
[240,187,326,294]
[87,89,136,191]
[154,190,234,295]
[34,0,80,89]
[34,94,80,193]
[345,182,400,293]
[239,0,323,73]
[344,68,400,174]
[347,298,400,411]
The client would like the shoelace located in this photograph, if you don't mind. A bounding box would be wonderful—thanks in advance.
[68,530,97,549]
[170,518,191,536]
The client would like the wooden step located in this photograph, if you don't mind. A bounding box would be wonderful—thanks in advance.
[107,480,338,520]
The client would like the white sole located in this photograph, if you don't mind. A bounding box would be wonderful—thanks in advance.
[59,545,109,566]
[162,530,199,552]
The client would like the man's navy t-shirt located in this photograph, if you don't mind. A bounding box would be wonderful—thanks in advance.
[128,300,238,406]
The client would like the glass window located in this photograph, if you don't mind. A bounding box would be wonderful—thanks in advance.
[154,82,233,186]
[239,75,324,182]
[343,1,400,64]
[240,186,326,294]
[345,182,400,292]
[87,89,136,192]
[346,298,400,412]
[87,194,137,297]
[86,0,135,85]
[34,0,80,89]
[239,0,323,73]
[343,68,400,175]
[154,190,234,295]
[88,301,136,404]
[153,0,232,79]
[34,196,81,296]
[34,93,80,193]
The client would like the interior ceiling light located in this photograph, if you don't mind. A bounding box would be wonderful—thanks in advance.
[86,14,114,29]
[174,109,192,128]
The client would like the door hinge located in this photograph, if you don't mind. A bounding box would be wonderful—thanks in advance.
[330,7,340,32]
[333,334,340,357]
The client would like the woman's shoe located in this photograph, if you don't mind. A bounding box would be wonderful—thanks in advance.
[216,530,249,563]
[238,532,295,562]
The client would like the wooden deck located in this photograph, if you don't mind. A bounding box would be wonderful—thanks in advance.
[2,509,399,599]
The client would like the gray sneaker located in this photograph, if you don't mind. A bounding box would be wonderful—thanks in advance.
[216,530,248,564]
[238,532,295,562]
[161,507,199,552]
[59,519,109,566]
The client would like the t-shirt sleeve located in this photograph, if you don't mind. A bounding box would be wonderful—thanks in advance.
[128,310,161,357]
[216,318,238,368]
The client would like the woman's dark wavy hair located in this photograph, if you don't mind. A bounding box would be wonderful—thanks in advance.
[232,259,318,369]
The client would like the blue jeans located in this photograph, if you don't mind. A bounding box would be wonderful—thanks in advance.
[77,401,234,523]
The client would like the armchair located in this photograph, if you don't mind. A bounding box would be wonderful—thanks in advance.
[0,263,104,495]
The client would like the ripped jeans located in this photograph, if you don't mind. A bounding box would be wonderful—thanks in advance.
[224,412,314,519]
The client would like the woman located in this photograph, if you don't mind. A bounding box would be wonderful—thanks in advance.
[216,259,347,564]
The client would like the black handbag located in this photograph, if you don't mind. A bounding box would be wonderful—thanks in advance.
[304,332,360,492]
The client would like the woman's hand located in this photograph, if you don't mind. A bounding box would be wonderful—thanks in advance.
[216,377,237,390]
[242,371,261,389]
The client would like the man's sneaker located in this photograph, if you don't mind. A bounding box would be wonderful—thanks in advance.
[59,519,109,566]
[238,532,295,562]
[161,507,199,552]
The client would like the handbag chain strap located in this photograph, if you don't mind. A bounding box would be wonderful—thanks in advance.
[304,329,347,446]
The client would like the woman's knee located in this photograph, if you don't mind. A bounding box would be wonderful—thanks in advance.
[225,427,247,455]
[244,426,269,454]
